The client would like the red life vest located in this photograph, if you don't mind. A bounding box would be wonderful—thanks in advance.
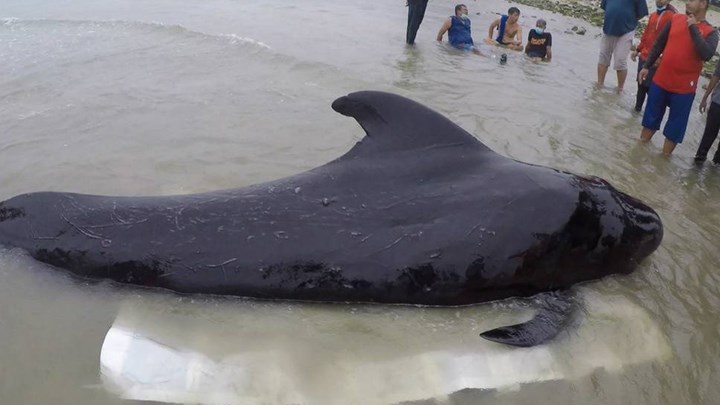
[653,14,715,94]
[637,5,676,60]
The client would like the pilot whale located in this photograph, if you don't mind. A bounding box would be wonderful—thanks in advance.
[0,91,663,347]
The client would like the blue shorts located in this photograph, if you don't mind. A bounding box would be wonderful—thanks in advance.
[641,82,695,144]
[527,51,545,58]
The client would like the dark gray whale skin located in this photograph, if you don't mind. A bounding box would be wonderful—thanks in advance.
[0,91,663,346]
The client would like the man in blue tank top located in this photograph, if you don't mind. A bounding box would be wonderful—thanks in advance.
[436,4,485,55]
[486,7,523,51]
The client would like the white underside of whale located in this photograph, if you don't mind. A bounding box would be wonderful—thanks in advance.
[100,288,671,405]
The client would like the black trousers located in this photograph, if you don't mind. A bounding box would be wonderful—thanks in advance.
[696,101,720,163]
[406,0,429,44]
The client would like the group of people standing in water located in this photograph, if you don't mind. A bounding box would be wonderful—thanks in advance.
[407,2,552,61]
[405,0,720,162]
[603,0,719,158]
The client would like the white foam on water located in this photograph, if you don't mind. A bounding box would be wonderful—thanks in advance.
[2,17,20,25]
[0,18,272,53]
[221,33,271,50]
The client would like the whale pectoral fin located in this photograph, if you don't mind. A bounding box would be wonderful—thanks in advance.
[480,291,577,347]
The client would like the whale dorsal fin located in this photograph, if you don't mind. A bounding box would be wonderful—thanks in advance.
[331,91,491,158]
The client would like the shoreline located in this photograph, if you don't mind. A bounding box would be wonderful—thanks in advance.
[508,0,720,77]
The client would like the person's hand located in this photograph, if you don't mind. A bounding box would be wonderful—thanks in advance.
[688,14,698,27]
[638,68,649,83]
[700,99,708,113]
[630,50,638,62]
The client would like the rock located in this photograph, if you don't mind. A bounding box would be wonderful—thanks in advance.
[503,0,605,29]
[577,27,587,35]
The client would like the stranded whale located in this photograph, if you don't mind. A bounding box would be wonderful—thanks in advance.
[0,91,663,346]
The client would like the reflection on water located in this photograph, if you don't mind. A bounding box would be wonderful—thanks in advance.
[1,0,720,403]
[394,46,425,90]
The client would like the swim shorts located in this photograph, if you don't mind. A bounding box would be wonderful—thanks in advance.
[642,82,695,144]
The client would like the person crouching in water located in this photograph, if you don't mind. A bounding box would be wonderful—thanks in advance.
[630,0,677,112]
[525,19,552,62]
[638,0,718,156]
[436,4,485,55]
[486,7,523,51]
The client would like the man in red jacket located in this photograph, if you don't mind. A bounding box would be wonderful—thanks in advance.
[638,0,719,156]
[630,0,677,112]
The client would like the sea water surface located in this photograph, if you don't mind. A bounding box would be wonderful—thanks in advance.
[1,0,719,404]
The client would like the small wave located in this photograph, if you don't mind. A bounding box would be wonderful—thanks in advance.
[0,17,272,51]
[2,17,20,26]
[220,33,271,50]
[0,16,368,100]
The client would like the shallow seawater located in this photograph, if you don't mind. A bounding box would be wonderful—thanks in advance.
[1,0,719,404]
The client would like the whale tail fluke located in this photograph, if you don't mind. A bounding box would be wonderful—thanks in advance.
[480,291,577,347]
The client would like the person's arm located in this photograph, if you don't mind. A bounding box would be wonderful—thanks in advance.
[639,23,669,82]
[689,20,719,61]
[524,31,531,53]
[635,17,652,57]
[488,19,499,40]
[437,18,452,41]
[644,23,669,67]
[544,34,552,60]
[700,62,720,113]
[515,26,523,45]
[700,76,720,113]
